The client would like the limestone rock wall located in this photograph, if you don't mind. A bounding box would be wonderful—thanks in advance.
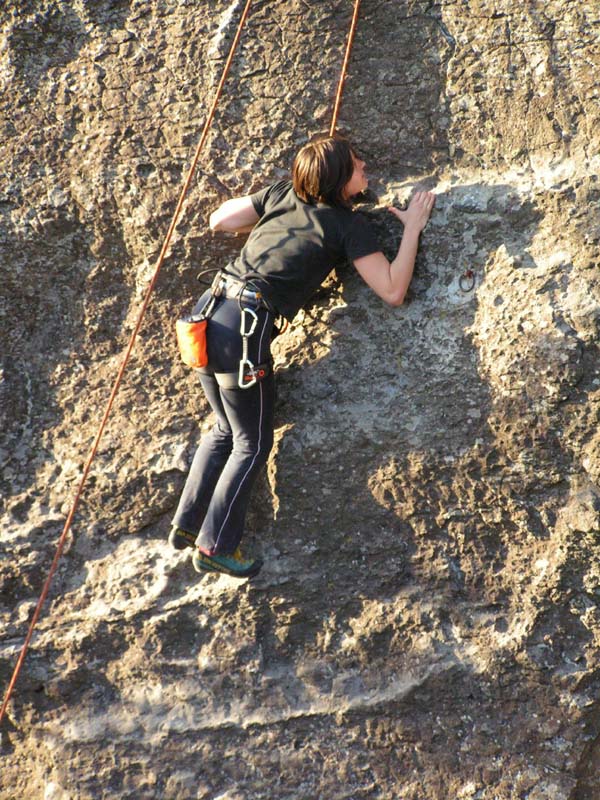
[1,1,599,799]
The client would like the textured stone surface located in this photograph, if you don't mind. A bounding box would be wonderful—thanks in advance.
[1,1,599,798]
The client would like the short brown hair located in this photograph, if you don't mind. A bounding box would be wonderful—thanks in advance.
[292,135,355,208]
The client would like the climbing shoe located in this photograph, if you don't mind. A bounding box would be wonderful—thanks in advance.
[192,547,263,579]
[168,526,197,550]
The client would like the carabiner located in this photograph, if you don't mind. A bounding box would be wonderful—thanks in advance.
[240,306,258,337]
[239,359,257,389]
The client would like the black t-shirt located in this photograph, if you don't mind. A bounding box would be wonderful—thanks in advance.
[229,180,380,320]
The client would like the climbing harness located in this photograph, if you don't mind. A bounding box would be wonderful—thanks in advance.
[0,0,363,725]
[178,270,272,388]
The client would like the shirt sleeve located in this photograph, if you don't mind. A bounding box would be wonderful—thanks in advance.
[250,180,292,217]
[342,211,381,262]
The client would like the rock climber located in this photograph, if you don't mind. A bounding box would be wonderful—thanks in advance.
[169,134,435,578]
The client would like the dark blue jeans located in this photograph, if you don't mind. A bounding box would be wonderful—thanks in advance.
[172,294,275,555]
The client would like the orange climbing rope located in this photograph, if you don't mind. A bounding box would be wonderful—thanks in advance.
[0,0,254,727]
[0,0,363,727]
[330,0,362,135]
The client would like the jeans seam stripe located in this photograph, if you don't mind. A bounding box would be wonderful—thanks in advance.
[257,310,270,362]
[212,313,270,551]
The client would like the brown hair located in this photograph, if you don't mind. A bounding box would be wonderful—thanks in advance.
[292,135,355,207]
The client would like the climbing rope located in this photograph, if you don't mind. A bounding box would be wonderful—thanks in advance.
[0,0,254,728]
[0,0,363,727]
[329,0,362,135]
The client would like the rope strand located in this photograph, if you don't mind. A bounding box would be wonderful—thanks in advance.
[330,0,362,136]
[0,0,254,728]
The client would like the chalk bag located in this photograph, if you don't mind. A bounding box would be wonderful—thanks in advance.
[176,315,209,368]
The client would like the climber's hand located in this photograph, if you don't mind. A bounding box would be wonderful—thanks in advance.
[388,191,436,232]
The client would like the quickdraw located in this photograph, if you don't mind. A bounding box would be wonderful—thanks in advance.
[238,305,260,388]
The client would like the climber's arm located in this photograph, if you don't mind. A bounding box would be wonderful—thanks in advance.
[353,191,435,307]
[209,196,260,233]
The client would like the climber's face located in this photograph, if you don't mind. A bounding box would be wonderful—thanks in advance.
[343,154,368,199]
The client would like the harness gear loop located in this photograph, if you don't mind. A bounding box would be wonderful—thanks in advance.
[196,266,221,286]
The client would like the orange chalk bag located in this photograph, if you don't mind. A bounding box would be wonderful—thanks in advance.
[175,314,209,368]
[175,290,218,368]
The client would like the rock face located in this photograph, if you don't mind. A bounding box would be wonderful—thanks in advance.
[1,1,599,798]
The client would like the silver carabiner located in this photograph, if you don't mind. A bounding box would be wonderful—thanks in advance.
[240,306,258,337]
[238,359,257,389]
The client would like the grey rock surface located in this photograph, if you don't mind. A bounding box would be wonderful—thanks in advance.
[1,1,599,798]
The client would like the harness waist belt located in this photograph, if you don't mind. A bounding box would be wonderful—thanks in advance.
[213,273,270,309]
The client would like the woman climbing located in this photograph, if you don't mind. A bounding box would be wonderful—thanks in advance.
[169,134,435,578]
